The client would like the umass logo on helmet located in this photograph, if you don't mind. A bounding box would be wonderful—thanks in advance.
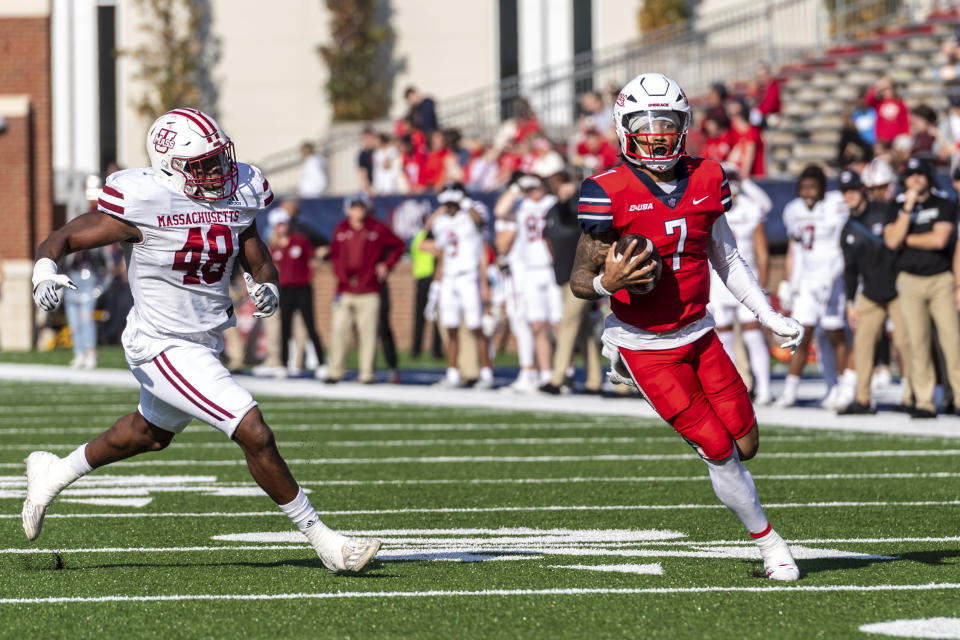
[153,128,177,154]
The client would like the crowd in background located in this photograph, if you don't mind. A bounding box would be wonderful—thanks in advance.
[36,68,960,416]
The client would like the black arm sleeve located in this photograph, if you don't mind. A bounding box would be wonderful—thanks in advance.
[841,224,859,302]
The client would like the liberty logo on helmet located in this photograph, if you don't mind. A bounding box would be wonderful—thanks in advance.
[153,128,177,154]
[616,93,626,107]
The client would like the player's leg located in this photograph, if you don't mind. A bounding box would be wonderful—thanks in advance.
[822,278,854,407]
[738,297,771,405]
[504,272,537,391]
[459,273,493,387]
[21,411,175,541]
[437,276,462,386]
[618,342,796,578]
[776,323,815,407]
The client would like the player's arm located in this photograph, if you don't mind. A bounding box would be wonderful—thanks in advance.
[708,216,803,351]
[494,219,517,255]
[494,185,521,219]
[569,231,654,300]
[32,212,141,311]
[884,191,918,250]
[465,200,485,228]
[238,220,280,318]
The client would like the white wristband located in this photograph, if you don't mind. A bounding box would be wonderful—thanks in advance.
[32,257,58,288]
[593,273,614,297]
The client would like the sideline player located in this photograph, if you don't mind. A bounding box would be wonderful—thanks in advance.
[570,73,804,580]
[495,173,563,387]
[707,166,773,404]
[23,108,380,573]
[777,165,854,409]
[424,182,494,388]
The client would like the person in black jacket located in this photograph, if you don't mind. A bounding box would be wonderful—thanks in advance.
[837,170,912,414]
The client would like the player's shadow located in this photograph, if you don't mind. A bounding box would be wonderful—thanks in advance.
[748,548,960,578]
[59,557,396,577]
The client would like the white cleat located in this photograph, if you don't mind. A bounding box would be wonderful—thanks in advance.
[306,525,381,574]
[753,390,773,406]
[473,377,495,391]
[773,392,797,408]
[820,385,842,410]
[21,451,63,541]
[757,530,800,581]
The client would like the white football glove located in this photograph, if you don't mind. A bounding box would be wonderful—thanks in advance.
[424,280,440,322]
[242,273,279,318]
[760,310,804,354]
[32,258,76,312]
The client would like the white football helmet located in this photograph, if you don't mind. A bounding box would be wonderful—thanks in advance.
[860,158,896,187]
[145,108,238,200]
[613,72,692,173]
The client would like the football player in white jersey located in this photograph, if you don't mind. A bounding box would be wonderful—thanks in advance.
[777,165,854,408]
[23,108,379,574]
[707,167,773,405]
[425,182,494,388]
[494,173,563,386]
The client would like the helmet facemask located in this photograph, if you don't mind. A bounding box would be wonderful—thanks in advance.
[171,141,239,201]
[622,110,689,173]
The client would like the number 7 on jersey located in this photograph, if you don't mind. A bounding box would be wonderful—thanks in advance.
[664,218,686,270]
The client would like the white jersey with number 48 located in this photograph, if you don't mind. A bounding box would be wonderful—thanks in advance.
[97,163,274,364]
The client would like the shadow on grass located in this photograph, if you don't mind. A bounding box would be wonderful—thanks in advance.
[794,548,960,578]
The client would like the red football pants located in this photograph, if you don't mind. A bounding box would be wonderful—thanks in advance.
[619,331,756,460]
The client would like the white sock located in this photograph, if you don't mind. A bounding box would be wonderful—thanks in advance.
[66,444,93,476]
[479,367,493,381]
[742,329,771,397]
[445,367,460,384]
[783,374,800,397]
[704,452,769,534]
[716,330,736,362]
[279,487,327,534]
[841,368,857,390]
[511,318,535,368]
[539,370,552,384]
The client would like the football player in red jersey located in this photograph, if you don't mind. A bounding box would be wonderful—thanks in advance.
[570,73,805,580]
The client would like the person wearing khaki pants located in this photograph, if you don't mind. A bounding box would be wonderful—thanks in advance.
[837,169,912,414]
[326,196,406,384]
[883,157,959,417]
[328,292,380,383]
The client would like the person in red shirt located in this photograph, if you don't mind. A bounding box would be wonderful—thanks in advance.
[570,72,804,581]
[572,127,620,172]
[326,196,405,383]
[727,100,766,178]
[749,62,781,127]
[864,77,910,144]
[420,130,450,191]
[268,202,327,377]
[700,114,732,162]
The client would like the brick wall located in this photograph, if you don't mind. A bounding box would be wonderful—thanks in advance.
[0,111,32,261]
[0,15,52,260]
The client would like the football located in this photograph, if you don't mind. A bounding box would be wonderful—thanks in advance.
[614,233,662,295]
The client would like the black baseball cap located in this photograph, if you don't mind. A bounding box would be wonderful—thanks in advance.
[903,156,934,180]
[838,170,862,191]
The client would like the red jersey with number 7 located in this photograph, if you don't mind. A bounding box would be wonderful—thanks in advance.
[578,157,732,332]
[96,163,273,363]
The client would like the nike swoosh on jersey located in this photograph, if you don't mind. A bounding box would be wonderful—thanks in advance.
[692,196,709,205]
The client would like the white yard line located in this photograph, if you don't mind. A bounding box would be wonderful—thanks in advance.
[2,535,957,555]
[1,363,959,438]
[0,500,957,519]
[1,583,959,605]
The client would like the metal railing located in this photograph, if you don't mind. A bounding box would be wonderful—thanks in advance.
[259,0,923,195]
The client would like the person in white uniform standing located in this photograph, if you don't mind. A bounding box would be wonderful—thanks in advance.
[22,108,380,574]
[708,167,773,404]
[777,164,854,408]
[494,173,563,386]
[425,182,494,388]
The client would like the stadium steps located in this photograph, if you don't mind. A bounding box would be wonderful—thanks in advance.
[763,18,959,178]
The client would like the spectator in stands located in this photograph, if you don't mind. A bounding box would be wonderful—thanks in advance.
[864,77,910,146]
[497,96,541,146]
[421,130,452,192]
[748,61,781,128]
[579,90,613,137]
[883,157,960,418]
[372,134,407,195]
[541,171,602,395]
[400,135,427,194]
[571,127,620,174]
[297,142,327,198]
[463,138,501,192]
[938,92,960,173]
[909,104,952,164]
[326,196,406,384]
[704,82,729,131]
[404,85,438,136]
[702,114,732,163]
[726,99,765,178]
[268,204,328,379]
[357,127,379,195]
[838,102,873,170]
[528,137,566,179]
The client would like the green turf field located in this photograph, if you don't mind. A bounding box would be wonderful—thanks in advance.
[0,380,957,639]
